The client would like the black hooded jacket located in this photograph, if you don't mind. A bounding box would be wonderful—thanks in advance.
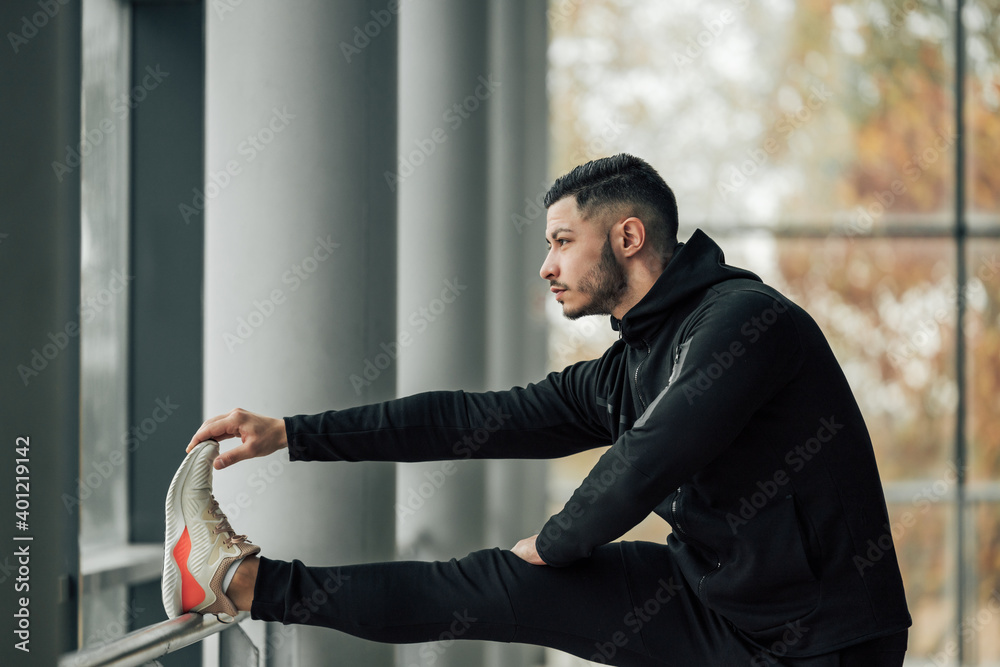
[283,229,912,656]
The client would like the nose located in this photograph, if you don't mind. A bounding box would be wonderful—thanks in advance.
[539,248,557,281]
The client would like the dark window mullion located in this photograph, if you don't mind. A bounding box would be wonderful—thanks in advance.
[954,0,969,664]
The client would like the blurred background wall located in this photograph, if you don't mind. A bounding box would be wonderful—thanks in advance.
[1,0,998,666]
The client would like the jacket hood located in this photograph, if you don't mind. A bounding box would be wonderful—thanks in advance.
[611,228,762,346]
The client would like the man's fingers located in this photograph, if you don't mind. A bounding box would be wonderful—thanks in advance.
[186,413,242,452]
[213,444,249,470]
[186,409,285,470]
[511,534,546,565]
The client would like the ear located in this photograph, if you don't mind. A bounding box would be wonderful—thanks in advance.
[619,217,646,258]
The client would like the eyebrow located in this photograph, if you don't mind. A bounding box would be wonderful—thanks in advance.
[546,227,574,242]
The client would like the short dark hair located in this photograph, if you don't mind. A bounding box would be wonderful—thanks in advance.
[544,154,679,263]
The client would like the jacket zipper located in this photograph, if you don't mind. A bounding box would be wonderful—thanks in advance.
[663,344,684,388]
[698,564,721,598]
[670,491,686,535]
[672,486,722,598]
[633,340,651,410]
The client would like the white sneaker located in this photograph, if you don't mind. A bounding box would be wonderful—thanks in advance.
[162,440,260,619]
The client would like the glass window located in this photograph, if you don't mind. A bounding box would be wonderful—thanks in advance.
[549,0,956,232]
[79,0,132,650]
[889,501,956,662]
[964,0,1000,228]
[548,1,1000,665]
[725,237,957,481]
[966,240,1000,664]
[970,502,1000,663]
[967,240,1000,482]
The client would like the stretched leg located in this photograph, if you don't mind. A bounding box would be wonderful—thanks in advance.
[246,541,758,667]
[162,442,906,667]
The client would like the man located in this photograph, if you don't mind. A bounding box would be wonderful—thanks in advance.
[163,154,911,666]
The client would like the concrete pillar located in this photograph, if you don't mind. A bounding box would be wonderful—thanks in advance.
[204,2,398,665]
[395,1,491,665]
[484,2,550,666]
[0,1,81,664]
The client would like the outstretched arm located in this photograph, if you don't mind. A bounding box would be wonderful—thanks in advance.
[283,366,610,464]
[187,356,613,469]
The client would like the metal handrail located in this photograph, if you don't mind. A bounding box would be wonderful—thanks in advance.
[58,611,250,667]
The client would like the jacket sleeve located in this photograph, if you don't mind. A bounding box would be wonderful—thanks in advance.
[284,356,612,463]
[535,290,803,567]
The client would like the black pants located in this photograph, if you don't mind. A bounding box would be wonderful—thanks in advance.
[250,542,907,667]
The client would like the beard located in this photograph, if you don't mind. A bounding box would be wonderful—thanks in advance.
[562,234,629,320]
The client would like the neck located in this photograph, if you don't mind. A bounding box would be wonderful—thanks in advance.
[611,252,670,321]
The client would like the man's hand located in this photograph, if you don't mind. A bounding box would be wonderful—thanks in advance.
[511,534,547,566]
[186,408,288,470]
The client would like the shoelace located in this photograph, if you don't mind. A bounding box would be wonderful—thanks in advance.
[207,495,252,549]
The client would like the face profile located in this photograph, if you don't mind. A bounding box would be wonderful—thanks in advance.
[541,197,629,320]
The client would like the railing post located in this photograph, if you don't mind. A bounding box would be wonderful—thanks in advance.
[58,612,250,667]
